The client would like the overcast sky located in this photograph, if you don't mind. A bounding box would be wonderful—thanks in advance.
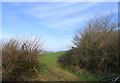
[2,2,118,51]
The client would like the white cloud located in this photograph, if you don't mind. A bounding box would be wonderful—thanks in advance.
[20,2,118,32]
[56,3,98,17]
[21,2,99,31]
[43,17,86,30]
[23,2,98,18]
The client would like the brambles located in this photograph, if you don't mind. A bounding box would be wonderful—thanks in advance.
[58,14,119,77]
[2,38,43,81]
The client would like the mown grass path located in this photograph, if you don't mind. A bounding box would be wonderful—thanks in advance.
[35,51,99,81]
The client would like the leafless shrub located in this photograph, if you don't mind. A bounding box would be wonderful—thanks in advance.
[59,13,119,76]
[2,37,43,81]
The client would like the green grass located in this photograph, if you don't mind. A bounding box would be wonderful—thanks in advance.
[69,71,100,81]
[40,51,65,68]
[36,51,100,81]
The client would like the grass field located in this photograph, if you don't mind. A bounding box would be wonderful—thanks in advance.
[32,51,100,81]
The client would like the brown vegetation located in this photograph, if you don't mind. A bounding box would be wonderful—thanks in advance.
[2,38,43,81]
[58,14,119,77]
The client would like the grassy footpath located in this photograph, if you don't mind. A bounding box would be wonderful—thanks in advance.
[33,51,99,81]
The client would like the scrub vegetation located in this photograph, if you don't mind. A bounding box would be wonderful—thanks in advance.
[58,14,120,81]
[2,38,43,81]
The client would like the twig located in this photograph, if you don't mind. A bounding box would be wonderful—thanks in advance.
[112,76,120,83]
[33,67,40,77]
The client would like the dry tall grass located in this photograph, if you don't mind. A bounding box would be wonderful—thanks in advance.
[2,38,43,81]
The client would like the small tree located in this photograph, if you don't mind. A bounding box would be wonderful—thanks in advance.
[59,13,119,77]
[73,14,119,74]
